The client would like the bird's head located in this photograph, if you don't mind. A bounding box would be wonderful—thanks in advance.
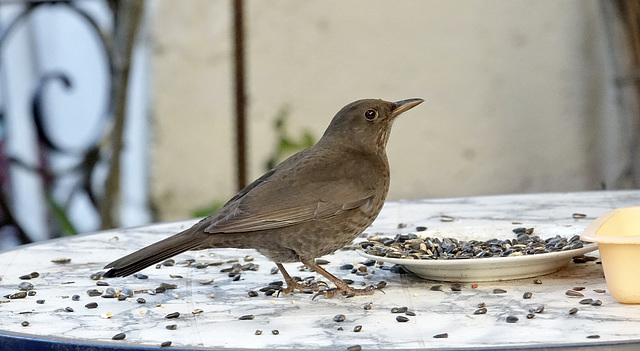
[319,98,424,153]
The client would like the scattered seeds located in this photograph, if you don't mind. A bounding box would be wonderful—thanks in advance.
[493,289,507,294]
[474,308,487,315]
[591,300,602,306]
[364,302,373,310]
[347,345,362,351]
[593,289,606,293]
[239,315,255,320]
[137,298,146,304]
[526,313,535,319]
[112,333,126,340]
[405,311,416,316]
[272,330,279,335]
[396,316,409,322]
[333,314,346,322]
[255,330,262,335]
[533,279,543,284]
[85,302,98,309]
[165,312,180,319]
[391,306,408,313]
[160,341,172,347]
[579,298,593,305]
[572,213,587,219]
[566,290,584,297]
[506,315,518,323]
[430,285,443,291]
[569,308,579,315]
[433,333,448,338]
[353,325,362,332]
[523,292,532,299]
[65,307,74,312]
[587,335,600,339]
[36,299,45,304]
[166,324,177,330]
[21,321,29,327]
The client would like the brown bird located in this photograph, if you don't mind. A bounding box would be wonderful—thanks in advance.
[103,98,423,298]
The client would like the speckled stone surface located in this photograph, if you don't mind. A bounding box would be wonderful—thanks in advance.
[1,191,640,350]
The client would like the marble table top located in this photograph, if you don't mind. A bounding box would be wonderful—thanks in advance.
[1,190,640,350]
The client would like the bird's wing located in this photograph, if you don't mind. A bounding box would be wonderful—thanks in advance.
[204,169,376,234]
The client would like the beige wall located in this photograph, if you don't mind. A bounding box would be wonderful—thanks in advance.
[151,0,622,221]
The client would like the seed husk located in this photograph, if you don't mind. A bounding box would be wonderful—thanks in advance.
[347,346,362,351]
[587,335,600,339]
[71,294,80,301]
[593,289,606,293]
[364,302,373,310]
[396,315,409,322]
[569,308,579,314]
[566,290,584,297]
[239,314,255,320]
[440,215,455,222]
[526,313,535,319]
[506,315,518,323]
[405,311,416,316]
[579,298,593,305]
[474,307,487,315]
[85,302,98,309]
[160,341,172,347]
[137,298,146,304]
[36,299,45,304]
[533,279,542,284]
[573,286,586,291]
[333,314,346,322]
[18,282,34,291]
[166,324,177,330]
[531,305,545,314]
[271,330,279,335]
[391,306,408,313]
[572,213,587,219]
[433,333,448,338]
[51,258,71,264]
[87,289,102,297]
[21,321,29,327]
[112,333,126,340]
[27,291,36,296]
[493,289,507,294]
[353,325,362,332]
[590,299,602,306]
[430,285,443,291]
[9,291,27,299]
[165,312,180,319]
[65,307,74,312]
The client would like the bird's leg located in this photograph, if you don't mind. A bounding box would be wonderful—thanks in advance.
[275,263,326,296]
[303,260,386,299]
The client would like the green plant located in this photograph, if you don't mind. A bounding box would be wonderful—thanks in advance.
[264,105,316,171]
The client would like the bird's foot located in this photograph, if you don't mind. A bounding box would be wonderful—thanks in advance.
[278,279,329,297]
[312,281,387,300]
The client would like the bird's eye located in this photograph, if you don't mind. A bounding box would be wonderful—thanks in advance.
[364,109,377,121]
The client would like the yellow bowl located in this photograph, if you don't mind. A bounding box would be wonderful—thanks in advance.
[581,206,640,304]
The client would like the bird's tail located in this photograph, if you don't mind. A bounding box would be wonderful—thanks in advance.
[103,229,202,278]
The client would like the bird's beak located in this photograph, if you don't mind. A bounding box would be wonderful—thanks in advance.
[391,98,424,118]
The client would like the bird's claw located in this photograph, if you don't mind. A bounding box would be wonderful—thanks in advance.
[311,281,387,300]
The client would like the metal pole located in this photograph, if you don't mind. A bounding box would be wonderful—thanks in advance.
[233,0,247,190]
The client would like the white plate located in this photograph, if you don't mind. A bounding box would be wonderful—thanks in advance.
[357,224,598,282]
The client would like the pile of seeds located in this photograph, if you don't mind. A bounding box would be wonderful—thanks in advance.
[360,227,590,260]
